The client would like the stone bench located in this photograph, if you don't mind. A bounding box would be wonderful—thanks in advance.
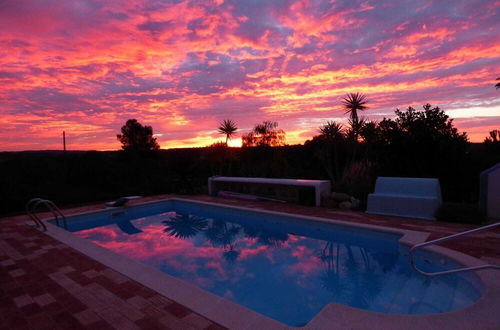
[366,177,442,220]
[208,176,331,206]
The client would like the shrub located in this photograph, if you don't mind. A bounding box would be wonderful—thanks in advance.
[435,202,485,224]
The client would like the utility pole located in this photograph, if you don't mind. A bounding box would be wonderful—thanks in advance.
[63,131,66,154]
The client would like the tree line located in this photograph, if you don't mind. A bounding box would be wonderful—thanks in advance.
[1,82,498,220]
[118,76,499,152]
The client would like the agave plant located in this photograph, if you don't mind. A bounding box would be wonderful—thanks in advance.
[319,121,345,141]
[342,93,368,142]
[217,119,238,145]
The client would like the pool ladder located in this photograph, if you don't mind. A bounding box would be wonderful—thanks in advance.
[409,222,500,276]
[26,198,67,231]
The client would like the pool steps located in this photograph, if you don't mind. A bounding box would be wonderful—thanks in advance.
[26,198,66,231]
[409,222,500,276]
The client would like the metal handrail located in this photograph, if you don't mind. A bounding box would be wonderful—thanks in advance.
[409,222,500,276]
[41,200,67,229]
[25,198,67,231]
[26,198,47,231]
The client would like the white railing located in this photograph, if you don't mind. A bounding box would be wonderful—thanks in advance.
[26,198,67,231]
[409,222,500,276]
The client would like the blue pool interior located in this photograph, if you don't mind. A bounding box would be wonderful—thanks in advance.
[51,199,483,327]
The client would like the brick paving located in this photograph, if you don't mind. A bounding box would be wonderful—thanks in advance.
[1,194,499,329]
[0,197,227,330]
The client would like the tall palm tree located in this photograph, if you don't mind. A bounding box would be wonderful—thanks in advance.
[342,93,368,142]
[217,119,238,145]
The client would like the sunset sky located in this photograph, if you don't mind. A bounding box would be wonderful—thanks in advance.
[1,0,499,151]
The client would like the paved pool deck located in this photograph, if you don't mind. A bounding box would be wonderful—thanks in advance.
[1,194,499,329]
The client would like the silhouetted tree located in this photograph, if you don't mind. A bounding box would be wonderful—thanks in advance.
[217,119,238,145]
[117,119,160,151]
[495,77,500,89]
[242,121,286,147]
[317,121,345,182]
[359,121,381,145]
[203,141,237,175]
[483,129,500,165]
[368,104,469,199]
[342,93,368,142]
[484,129,500,144]
[359,120,385,165]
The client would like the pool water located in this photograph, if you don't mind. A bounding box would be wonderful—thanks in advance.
[57,200,481,326]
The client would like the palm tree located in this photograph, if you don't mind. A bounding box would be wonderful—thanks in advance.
[342,93,368,142]
[496,77,500,89]
[217,119,238,145]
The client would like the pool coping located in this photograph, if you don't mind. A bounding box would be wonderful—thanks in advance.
[40,197,500,330]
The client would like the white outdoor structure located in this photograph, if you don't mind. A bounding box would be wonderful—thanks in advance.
[366,177,442,220]
[480,163,500,219]
[208,176,331,206]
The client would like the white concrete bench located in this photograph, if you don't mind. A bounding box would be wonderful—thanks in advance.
[208,176,331,206]
[366,177,442,220]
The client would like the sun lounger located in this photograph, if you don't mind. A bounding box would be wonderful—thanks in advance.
[105,196,141,207]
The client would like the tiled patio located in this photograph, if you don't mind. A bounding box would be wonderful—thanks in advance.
[1,194,499,329]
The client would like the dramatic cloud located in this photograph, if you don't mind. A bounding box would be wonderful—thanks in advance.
[0,0,499,150]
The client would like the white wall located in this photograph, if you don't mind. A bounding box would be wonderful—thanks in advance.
[487,168,500,219]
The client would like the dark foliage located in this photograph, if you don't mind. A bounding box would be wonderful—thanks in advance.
[117,119,160,152]
[0,149,208,215]
[242,121,286,147]
[484,129,500,144]
[0,139,498,219]
[310,121,346,183]
[436,203,485,224]
[1,105,499,223]
[357,104,470,201]
[480,129,500,172]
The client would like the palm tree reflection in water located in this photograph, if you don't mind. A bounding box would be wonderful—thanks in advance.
[162,212,392,308]
[162,213,242,262]
[317,241,386,309]
[162,213,243,263]
[161,213,292,263]
[205,219,241,263]
[162,213,208,239]
[243,226,289,247]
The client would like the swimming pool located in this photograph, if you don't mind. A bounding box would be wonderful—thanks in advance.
[50,199,482,327]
